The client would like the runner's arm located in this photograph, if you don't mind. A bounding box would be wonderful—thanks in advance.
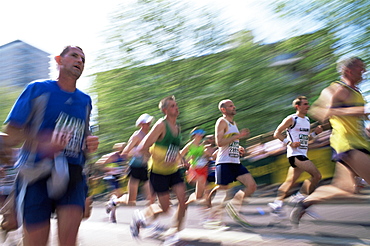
[273,116,302,148]
[120,133,140,158]
[180,140,193,157]
[310,85,366,122]
[137,121,164,157]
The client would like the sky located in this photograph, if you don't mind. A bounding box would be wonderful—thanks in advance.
[0,0,316,90]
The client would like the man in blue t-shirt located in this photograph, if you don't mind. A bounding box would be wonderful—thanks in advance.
[0,46,99,246]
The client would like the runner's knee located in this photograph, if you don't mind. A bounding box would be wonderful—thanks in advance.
[249,181,257,193]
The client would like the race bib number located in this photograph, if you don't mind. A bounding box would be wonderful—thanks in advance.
[52,112,85,158]
[164,144,179,163]
[298,134,309,149]
[228,141,240,158]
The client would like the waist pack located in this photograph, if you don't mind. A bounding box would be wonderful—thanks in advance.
[128,156,146,168]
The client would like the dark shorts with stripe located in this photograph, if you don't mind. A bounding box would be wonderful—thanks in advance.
[215,163,250,186]
[288,155,310,168]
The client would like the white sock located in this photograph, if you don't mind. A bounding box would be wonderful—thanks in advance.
[274,200,283,207]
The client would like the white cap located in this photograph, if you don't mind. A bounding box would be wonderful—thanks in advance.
[135,113,154,127]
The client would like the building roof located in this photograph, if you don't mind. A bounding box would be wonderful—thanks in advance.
[0,39,50,56]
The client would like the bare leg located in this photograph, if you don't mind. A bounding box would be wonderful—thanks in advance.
[236,173,257,199]
[57,205,83,246]
[304,162,356,206]
[304,150,370,207]
[142,181,155,204]
[206,185,219,208]
[195,176,207,200]
[294,159,322,195]
[230,173,257,210]
[342,150,370,184]
[185,176,207,205]
[185,192,197,205]
[171,182,187,231]
[206,185,228,222]
[127,177,140,206]
[139,192,171,225]
[276,166,303,201]
[23,221,50,246]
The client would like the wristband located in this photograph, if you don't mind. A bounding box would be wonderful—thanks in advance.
[310,132,317,138]
[282,138,291,146]
[365,103,370,115]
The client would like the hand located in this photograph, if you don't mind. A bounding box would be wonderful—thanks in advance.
[238,146,246,157]
[239,128,250,139]
[315,125,323,134]
[86,135,99,153]
[290,142,301,148]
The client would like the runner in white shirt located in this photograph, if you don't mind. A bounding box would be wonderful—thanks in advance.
[268,96,322,218]
[205,99,257,229]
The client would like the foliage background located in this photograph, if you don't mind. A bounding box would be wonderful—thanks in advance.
[4,0,370,164]
[92,28,339,157]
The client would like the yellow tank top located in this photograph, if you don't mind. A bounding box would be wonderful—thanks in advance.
[329,81,370,153]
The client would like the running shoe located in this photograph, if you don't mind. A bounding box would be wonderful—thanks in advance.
[268,201,281,211]
[225,201,252,228]
[202,220,229,230]
[144,222,166,239]
[268,203,286,219]
[109,207,117,223]
[289,192,306,204]
[355,177,368,194]
[106,195,117,214]
[290,200,306,225]
[130,209,146,238]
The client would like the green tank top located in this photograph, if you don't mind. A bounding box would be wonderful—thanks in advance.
[187,144,207,167]
[149,119,182,175]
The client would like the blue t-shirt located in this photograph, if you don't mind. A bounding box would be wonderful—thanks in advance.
[5,80,92,166]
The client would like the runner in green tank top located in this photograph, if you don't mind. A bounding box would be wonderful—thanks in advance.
[180,127,210,205]
[129,96,186,244]
[148,118,181,175]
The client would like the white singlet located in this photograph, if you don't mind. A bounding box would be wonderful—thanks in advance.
[286,114,310,157]
[216,118,240,164]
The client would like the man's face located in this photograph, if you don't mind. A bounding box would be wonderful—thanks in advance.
[348,60,366,84]
[58,47,85,79]
[222,101,236,116]
[297,99,309,114]
[205,136,215,145]
[165,100,179,117]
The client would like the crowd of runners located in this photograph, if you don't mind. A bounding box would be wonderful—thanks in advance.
[0,45,369,246]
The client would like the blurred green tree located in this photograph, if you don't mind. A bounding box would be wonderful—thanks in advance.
[93,27,339,157]
[0,86,22,129]
[95,0,230,71]
[273,0,370,60]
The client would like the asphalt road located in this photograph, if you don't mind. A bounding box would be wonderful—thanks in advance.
[3,184,370,246]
